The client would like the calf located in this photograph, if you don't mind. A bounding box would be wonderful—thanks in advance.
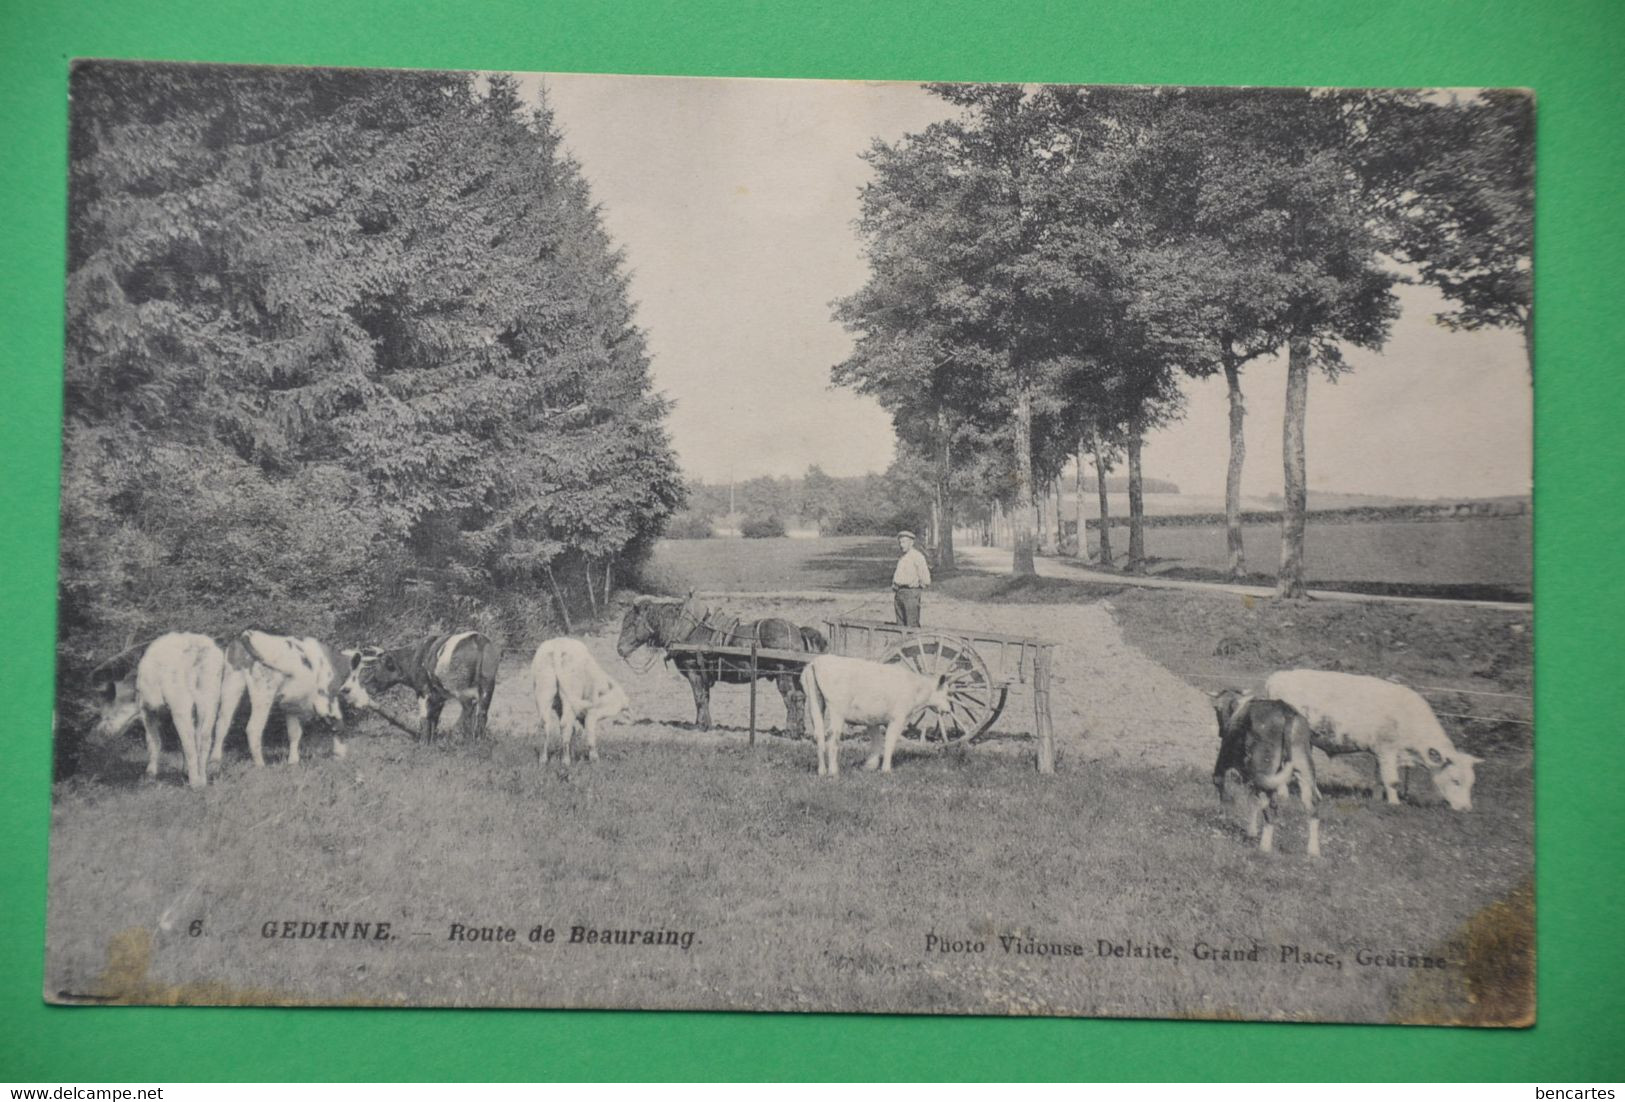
[214,630,352,768]
[532,637,631,764]
[343,631,500,742]
[1212,689,1322,857]
[1260,669,1481,811]
[91,632,226,788]
[800,655,950,777]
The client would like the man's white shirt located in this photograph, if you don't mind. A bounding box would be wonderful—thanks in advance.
[893,547,932,588]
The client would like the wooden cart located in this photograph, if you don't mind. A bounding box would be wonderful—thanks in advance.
[664,617,1058,773]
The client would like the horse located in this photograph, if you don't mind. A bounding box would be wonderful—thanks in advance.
[615,595,828,734]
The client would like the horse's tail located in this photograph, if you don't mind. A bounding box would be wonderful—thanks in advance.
[801,660,826,747]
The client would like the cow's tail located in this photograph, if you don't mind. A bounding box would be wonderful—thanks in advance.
[539,650,563,717]
[477,639,502,694]
[1256,716,1313,793]
[800,661,826,750]
[191,648,227,767]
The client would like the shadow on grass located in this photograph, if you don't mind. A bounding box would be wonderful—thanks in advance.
[799,537,901,591]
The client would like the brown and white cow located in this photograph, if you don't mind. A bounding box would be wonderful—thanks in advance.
[800,654,950,777]
[1212,689,1322,857]
[1260,669,1481,811]
[342,631,500,742]
[532,637,631,764]
[213,630,353,768]
[91,632,226,788]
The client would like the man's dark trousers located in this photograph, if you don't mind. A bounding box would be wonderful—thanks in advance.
[894,586,922,626]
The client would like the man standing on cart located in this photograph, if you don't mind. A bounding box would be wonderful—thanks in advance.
[891,530,931,626]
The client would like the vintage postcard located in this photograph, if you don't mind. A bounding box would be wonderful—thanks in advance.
[48,62,1533,1024]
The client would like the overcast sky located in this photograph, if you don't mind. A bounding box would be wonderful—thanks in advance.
[522,72,1532,500]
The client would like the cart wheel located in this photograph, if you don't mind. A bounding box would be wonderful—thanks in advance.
[880,631,1007,746]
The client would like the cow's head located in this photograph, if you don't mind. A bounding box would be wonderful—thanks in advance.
[1209,688,1248,733]
[89,669,142,741]
[924,673,951,716]
[1427,747,1482,811]
[595,678,633,724]
[339,645,392,709]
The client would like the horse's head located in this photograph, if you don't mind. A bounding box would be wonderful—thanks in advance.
[617,597,663,658]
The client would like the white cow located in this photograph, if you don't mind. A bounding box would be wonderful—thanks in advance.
[1260,669,1482,811]
[800,654,951,777]
[92,632,226,788]
[213,630,351,768]
[532,637,631,764]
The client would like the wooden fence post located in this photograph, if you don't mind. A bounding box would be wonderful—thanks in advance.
[1034,644,1056,775]
[748,639,758,746]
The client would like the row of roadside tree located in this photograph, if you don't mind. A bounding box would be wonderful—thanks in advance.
[832,84,1532,594]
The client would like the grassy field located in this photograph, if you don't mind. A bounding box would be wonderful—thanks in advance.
[644,535,894,593]
[47,529,1534,1023]
[1093,516,1531,600]
[48,725,1530,1023]
[648,514,1531,601]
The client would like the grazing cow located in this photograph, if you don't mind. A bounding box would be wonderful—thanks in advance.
[213,630,352,768]
[90,633,226,788]
[616,596,824,734]
[532,637,632,764]
[800,654,950,777]
[343,631,500,743]
[1260,669,1481,811]
[1211,689,1322,857]
[88,640,154,742]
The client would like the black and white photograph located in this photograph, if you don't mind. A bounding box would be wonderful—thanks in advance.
[48,62,1534,1025]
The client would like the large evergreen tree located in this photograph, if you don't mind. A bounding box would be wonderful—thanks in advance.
[61,62,682,684]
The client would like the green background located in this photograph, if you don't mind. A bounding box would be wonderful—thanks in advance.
[2,0,1619,1082]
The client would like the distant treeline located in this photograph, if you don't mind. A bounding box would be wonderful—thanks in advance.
[665,470,1177,538]
[1081,498,1531,531]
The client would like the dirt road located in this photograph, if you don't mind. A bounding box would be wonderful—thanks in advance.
[954,545,1533,611]
[480,593,1221,773]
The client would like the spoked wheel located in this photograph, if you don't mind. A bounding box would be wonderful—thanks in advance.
[880,631,1008,746]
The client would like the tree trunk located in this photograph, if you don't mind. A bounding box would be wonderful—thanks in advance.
[1011,377,1037,575]
[1278,335,1311,598]
[1035,484,1048,555]
[1053,478,1066,554]
[1074,441,1087,559]
[1126,417,1146,574]
[544,562,573,634]
[1223,356,1247,579]
[1092,425,1113,568]
[936,406,955,570]
[583,558,599,616]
